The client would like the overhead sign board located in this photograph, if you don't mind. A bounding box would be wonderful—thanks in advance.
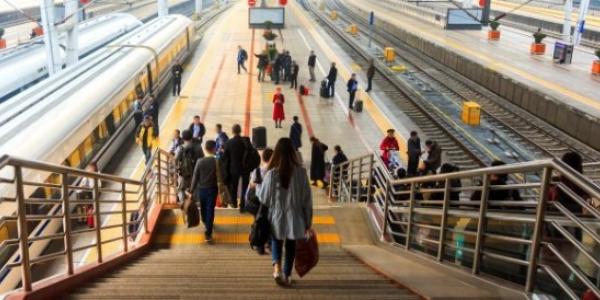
[249,7,285,29]
[445,8,482,30]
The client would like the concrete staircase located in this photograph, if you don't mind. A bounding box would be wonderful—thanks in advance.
[65,208,420,299]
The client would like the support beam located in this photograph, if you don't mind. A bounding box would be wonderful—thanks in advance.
[40,0,62,75]
[195,0,203,14]
[481,0,492,24]
[573,0,590,45]
[157,0,168,17]
[562,0,573,42]
[64,0,79,66]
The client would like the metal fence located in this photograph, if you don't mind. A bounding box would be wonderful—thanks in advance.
[330,154,600,299]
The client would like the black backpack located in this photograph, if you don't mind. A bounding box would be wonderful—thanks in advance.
[178,146,196,177]
[242,138,261,174]
[249,204,270,250]
[245,169,263,215]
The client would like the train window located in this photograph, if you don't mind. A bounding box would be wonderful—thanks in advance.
[83,135,94,158]
[68,149,82,168]
[112,106,121,125]
[98,122,109,139]
[120,100,129,118]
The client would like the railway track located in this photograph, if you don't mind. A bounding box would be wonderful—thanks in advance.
[309,0,600,180]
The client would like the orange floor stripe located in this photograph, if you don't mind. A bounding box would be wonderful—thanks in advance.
[243,29,256,136]
[200,55,227,122]
[154,232,341,244]
[294,90,315,138]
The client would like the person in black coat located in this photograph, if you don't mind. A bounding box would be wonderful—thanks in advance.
[310,137,329,187]
[346,73,358,110]
[289,116,303,151]
[290,61,299,89]
[308,50,316,82]
[255,52,269,82]
[365,59,375,92]
[272,53,283,84]
[188,115,206,143]
[283,51,292,82]
[407,131,421,176]
[326,62,338,97]
[221,124,250,211]
[172,62,183,96]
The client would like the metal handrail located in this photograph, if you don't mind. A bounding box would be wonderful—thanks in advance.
[0,147,176,294]
[330,152,600,298]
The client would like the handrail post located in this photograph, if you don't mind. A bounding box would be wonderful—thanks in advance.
[349,161,355,202]
[437,178,451,262]
[121,182,129,252]
[93,178,102,263]
[381,180,391,241]
[473,174,491,274]
[525,167,551,292]
[61,173,74,275]
[15,166,32,292]
[142,179,149,234]
[157,151,163,204]
[366,155,374,203]
[328,164,336,199]
[405,182,416,250]
[338,163,344,201]
[357,157,364,202]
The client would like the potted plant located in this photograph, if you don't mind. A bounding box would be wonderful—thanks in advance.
[488,20,500,41]
[592,49,600,76]
[0,28,6,49]
[530,28,547,55]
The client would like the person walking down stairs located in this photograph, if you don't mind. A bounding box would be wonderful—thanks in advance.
[190,140,219,244]
[258,138,313,287]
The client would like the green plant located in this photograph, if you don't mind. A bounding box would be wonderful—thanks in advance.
[268,48,278,61]
[0,28,5,39]
[263,31,278,41]
[596,49,600,60]
[264,20,273,30]
[489,20,500,31]
[533,29,547,44]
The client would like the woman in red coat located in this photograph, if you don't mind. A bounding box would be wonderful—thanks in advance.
[380,129,399,168]
[272,87,285,128]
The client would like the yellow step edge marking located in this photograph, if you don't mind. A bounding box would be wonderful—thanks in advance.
[160,215,336,225]
[154,232,341,244]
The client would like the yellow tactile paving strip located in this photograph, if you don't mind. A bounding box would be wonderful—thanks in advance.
[160,214,336,225]
[154,232,341,245]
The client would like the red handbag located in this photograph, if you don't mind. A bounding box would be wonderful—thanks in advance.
[295,229,319,277]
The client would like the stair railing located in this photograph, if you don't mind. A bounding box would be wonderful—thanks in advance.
[0,148,175,293]
[329,153,600,298]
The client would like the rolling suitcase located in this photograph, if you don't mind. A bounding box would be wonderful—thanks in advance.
[252,126,267,150]
[320,79,330,98]
[354,100,363,112]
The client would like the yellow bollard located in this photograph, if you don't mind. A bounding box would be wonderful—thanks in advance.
[384,47,395,63]
[349,24,358,36]
[461,101,481,126]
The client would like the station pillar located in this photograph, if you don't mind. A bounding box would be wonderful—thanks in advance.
[195,0,203,14]
[573,0,590,45]
[39,0,62,75]
[157,0,168,17]
[64,0,80,66]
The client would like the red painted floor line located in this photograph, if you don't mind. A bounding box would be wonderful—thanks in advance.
[200,55,227,123]
[294,90,315,138]
[244,29,256,136]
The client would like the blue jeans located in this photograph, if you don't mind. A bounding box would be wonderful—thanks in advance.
[142,146,152,164]
[271,238,296,277]
[196,187,217,236]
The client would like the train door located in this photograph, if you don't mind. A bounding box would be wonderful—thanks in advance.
[185,27,190,50]
[146,64,153,96]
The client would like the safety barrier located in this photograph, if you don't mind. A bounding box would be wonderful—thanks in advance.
[330,154,600,298]
[0,148,176,294]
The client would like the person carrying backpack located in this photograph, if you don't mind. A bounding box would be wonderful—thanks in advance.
[176,129,204,204]
[189,140,220,244]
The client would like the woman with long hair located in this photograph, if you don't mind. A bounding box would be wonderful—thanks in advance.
[258,138,313,286]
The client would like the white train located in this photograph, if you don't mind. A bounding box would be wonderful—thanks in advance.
[0,14,194,292]
[0,13,143,102]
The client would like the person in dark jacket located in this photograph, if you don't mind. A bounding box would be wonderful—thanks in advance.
[272,53,283,84]
[171,61,183,96]
[189,115,206,143]
[332,145,348,166]
[289,116,303,151]
[290,61,299,89]
[365,60,375,92]
[189,140,218,243]
[557,151,589,214]
[221,124,251,211]
[283,51,292,82]
[470,160,521,204]
[310,137,329,187]
[422,140,442,174]
[215,123,229,158]
[431,163,461,202]
[176,130,204,204]
[307,50,316,82]
[255,51,269,82]
[143,97,158,130]
[407,131,421,176]
[346,73,358,110]
[326,62,338,97]
[237,45,248,74]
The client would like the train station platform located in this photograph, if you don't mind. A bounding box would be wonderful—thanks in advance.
[345,0,600,119]
[1,2,535,299]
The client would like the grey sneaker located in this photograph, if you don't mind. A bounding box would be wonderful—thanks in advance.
[273,271,286,286]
